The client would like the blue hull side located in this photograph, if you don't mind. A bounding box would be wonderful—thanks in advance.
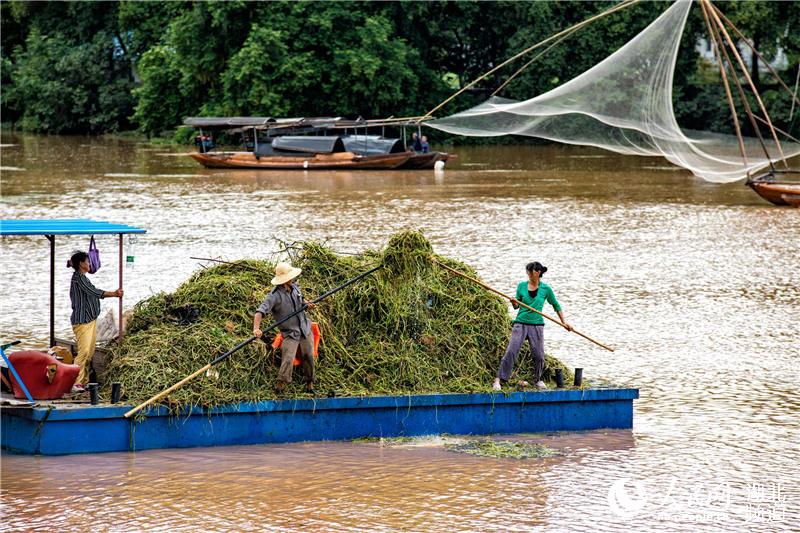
[1,389,638,455]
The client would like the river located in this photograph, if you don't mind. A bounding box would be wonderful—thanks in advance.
[1,134,797,531]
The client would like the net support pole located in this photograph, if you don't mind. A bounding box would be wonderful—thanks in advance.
[703,1,773,168]
[713,6,800,109]
[421,0,641,121]
[704,0,788,168]
[700,0,748,167]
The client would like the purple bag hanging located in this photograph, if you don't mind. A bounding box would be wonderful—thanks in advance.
[88,236,101,274]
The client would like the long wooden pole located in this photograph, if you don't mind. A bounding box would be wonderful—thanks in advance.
[124,264,383,418]
[699,0,748,167]
[703,0,772,165]
[712,6,800,109]
[421,0,641,121]
[493,19,590,97]
[433,260,614,352]
[752,115,800,144]
[704,0,788,168]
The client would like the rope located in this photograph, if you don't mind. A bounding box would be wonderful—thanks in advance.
[420,0,641,122]
[791,64,800,121]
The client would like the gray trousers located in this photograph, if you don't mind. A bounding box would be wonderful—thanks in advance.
[497,323,544,382]
[278,335,315,384]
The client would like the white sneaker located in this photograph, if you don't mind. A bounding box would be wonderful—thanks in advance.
[535,381,547,390]
[492,380,501,391]
[71,384,86,393]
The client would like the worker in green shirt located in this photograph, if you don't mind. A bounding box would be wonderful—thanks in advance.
[493,261,572,391]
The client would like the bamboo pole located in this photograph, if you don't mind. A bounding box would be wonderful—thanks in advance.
[712,6,800,108]
[703,0,773,166]
[753,116,800,144]
[123,364,213,419]
[791,65,800,121]
[421,0,641,121]
[700,0,748,167]
[123,264,383,418]
[704,0,788,168]
[493,17,592,97]
[433,259,614,352]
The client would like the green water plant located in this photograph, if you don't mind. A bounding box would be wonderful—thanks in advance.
[444,439,561,459]
[105,231,573,408]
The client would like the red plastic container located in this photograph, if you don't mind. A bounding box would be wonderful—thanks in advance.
[8,351,80,400]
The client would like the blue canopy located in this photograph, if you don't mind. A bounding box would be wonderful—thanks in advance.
[1,219,146,347]
[0,219,146,236]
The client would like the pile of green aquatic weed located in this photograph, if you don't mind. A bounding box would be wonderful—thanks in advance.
[444,439,561,459]
[105,260,277,408]
[105,231,573,408]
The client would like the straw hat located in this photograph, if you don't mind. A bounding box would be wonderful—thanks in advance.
[271,261,302,285]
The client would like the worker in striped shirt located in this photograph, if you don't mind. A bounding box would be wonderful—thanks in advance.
[68,250,122,393]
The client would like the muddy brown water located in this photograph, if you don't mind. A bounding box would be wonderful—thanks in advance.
[1,134,798,531]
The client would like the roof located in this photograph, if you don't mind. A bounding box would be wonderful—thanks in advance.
[182,116,433,131]
[271,136,346,154]
[0,219,147,236]
[183,117,278,128]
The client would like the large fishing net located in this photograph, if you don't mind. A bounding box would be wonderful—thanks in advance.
[429,0,800,183]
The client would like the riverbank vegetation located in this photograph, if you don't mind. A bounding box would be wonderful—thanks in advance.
[2,1,797,139]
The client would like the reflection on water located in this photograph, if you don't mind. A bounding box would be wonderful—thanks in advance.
[1,134,798,532]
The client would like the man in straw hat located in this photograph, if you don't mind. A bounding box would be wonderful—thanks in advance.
[253,261,316,393]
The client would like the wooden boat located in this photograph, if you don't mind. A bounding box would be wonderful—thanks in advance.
[340,134,454,169]
[190,150,410,170]
[746,170,800,206]
[184,118,456,171]
[400,151,454,169]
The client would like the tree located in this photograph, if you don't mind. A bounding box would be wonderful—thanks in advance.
[131,45,187,136]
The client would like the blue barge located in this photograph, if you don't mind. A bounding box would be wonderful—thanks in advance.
[1,388,638,455]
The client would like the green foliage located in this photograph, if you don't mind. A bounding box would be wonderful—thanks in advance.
[221,26,293,116]
[2,0,798,138]
[130,45,187,137]
[6,29,134,133]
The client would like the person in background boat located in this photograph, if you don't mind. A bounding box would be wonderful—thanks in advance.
[253,262,317,393]
[492,261,572,391]
[67,251,123,393]
[420,135,430,154]
[410,132,423,152]
[194,133,214,152]
[242,133,255,151]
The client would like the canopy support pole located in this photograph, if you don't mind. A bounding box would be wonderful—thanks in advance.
[118,234,124,343]
[47,235,55,347]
